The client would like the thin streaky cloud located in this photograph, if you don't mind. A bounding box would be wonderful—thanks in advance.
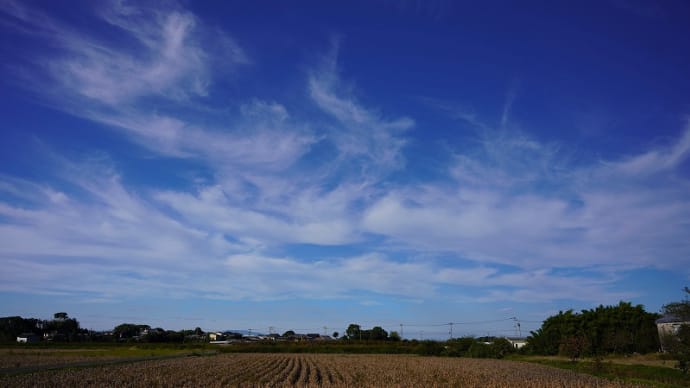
[0,0,689,332]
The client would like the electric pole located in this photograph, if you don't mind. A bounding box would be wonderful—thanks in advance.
[511,317,522,337]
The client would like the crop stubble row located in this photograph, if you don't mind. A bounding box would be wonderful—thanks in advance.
[0,353,642,387]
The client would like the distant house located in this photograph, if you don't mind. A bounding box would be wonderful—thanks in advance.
[656,315,690,352]
[505,337,527,349]
[209,332,226,341]
[17,333,39,343]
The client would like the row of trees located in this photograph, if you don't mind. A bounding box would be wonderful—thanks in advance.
[107,324,209,343]
[525,290,690,374]
[0,312,87,342]
[0,313,209,343]
[343,324,400,341]
[526,301,660,357]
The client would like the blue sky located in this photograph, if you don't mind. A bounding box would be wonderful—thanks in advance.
[1,0,690,338]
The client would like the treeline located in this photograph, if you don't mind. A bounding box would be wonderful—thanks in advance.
[0,313,208,343]
[0,312,87,342]
[342,324,399,341]
[526,301,660,357]
[216,336,518,359]
[111,323,208,343]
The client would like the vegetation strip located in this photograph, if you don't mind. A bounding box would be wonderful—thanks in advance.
[515,357,690,388]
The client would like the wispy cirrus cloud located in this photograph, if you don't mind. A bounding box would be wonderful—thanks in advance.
[0,0,688,312]
[155,185,359,246]
[2,0,247,105]
[308,42,414,172]
[2,1,314,173]
[363,119,690,271]
[607,122,690,176]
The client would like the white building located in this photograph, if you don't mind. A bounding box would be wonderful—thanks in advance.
[506,337,527,349]
[17,333,38,343]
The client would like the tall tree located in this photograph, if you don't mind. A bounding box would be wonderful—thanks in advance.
[370,326,388,341]
[346,324,361,340]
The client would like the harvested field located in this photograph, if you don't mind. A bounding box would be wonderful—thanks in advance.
[0,348,123,369]
[0,347,190,369]
[1,353,641,387]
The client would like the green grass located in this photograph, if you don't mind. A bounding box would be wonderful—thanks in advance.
[510,356,690,388]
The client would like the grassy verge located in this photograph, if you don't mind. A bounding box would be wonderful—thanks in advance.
[510,355,690,388]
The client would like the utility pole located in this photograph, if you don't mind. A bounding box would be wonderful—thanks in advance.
[323,326,328,336]
[400,323,403,339]
[269,326,274,335]
[449,322,454,339]
[511,317,522,337]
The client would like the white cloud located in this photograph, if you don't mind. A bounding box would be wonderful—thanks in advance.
[1,162,634,304]
[37,0,246,105]
[308,43,414,172]
[92,109,316,172]
[155,185,358,246]
[2,1,311,176]
[608,121,690,176]
[1,0,688,308]
[0,167,236,266]
[363,127,690,270]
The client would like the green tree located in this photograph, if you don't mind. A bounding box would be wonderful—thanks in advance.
[526,302,659,356]
[389,331,401,341]
[491,338,516,359]
[0,316,43,342]
[113,323,150,340]
[370,326,388,341]
[44,313,85,341]
[346,324,361,340]
[332,331,339,339]
[559,335,590,362]
[445,337,476,356]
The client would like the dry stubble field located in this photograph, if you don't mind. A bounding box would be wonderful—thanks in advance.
[0,353,643,387]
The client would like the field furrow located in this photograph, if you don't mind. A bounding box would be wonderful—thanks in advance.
[0,353,644,387]
[306,355,322,385]
[288,354,303,385]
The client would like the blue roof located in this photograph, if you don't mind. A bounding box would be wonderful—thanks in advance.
[656,315,684,324]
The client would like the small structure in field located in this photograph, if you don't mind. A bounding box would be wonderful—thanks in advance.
[16,333,39,343]
[505,337,527,349]
[208,332,226,341]
[656,315,689,352]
